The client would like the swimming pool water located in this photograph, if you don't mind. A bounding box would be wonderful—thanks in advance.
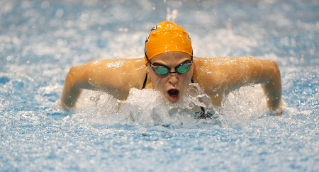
[1,0,319,171]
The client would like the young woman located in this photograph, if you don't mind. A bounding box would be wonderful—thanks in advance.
[61,21,283,114]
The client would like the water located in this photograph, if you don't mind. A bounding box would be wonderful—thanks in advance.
[1,0,319,171]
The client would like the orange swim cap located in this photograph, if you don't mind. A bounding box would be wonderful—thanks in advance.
[144,21,192,64]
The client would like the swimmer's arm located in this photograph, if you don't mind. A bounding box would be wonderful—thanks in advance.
[194,57,282,111]
[230,57,282,111]
[258,59,282,111]
[60,59,146,109]
[60,63,95,108]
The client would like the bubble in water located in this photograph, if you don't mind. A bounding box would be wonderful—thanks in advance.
[55,9,64,18]
[3,2,13,13]
[7,56,12,61]
[80,13,89,21]
[41,1,50,9]
[21,1,31,9]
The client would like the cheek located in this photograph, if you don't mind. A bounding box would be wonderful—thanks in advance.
[150,74,164,89]
[182,73,193,85]
[179,73,193,92]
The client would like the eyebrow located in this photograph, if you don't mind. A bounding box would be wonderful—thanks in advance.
[152,60,192,67]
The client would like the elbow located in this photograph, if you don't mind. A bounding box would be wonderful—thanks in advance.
[263,60,282,90]
[64,68,74,87]
[261,60,281,83]
[68,66,79,77]
[61,66,83,108]
[63,66,79,92]
[270,60,281,86]
[65,66,82,87]
[258,60,282,92]
[65,64,93,90]
[269,60,280,76]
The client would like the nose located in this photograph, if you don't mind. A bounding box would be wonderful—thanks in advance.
[169,73,178,86]
[168,66,177,74]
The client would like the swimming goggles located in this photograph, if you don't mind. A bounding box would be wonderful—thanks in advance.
[145,52,193,75]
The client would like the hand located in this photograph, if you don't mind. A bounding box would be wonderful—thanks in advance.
[275,109,284,115]
[269,100,285,116]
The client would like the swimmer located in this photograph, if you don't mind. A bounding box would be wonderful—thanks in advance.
[61,21,283,114]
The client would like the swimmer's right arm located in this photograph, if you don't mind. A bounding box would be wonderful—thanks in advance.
[60,59,146,109]
[61,63,95,108]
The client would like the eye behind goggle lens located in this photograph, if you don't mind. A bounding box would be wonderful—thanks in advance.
[155,67,169,75]
[177,65,190,74]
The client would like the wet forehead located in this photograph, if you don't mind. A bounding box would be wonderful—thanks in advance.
[151,51,191,65]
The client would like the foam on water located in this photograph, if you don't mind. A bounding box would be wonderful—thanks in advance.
[57,82,285,131]
[66,83,220,128]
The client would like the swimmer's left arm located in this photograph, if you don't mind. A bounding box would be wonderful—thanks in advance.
[193,57,283,112]
[256,59,283,111]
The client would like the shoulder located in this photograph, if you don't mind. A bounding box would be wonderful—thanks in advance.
[192,56,225,76]
[192,56,219,81]
[87,58,145,68]
[193,56,263,70]
[87,58,146,90]
[192,56,259,85]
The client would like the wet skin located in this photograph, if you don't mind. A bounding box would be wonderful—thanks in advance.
[61,53,282,113]
[146,52,193,103]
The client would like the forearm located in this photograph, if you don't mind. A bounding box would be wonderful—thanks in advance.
[230,58,282,110]
[60,65,93,108]
[61,81,83,108]
[263,83,282,110]
[261,60,282,110]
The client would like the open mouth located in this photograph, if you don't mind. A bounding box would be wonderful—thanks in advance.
[167,89,180,102]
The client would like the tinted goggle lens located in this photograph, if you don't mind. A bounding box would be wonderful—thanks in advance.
[155,67,169,75]
[153,63,191,75]
[177,65,190,74]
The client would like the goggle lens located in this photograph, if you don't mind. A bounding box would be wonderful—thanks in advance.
[155,67,169,75]
[177,65,190,74]
[153,62,192,75]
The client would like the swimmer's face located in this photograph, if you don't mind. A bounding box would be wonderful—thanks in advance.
[147,51,193,103]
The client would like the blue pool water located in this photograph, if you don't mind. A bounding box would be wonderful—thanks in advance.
[1,0,319,171]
